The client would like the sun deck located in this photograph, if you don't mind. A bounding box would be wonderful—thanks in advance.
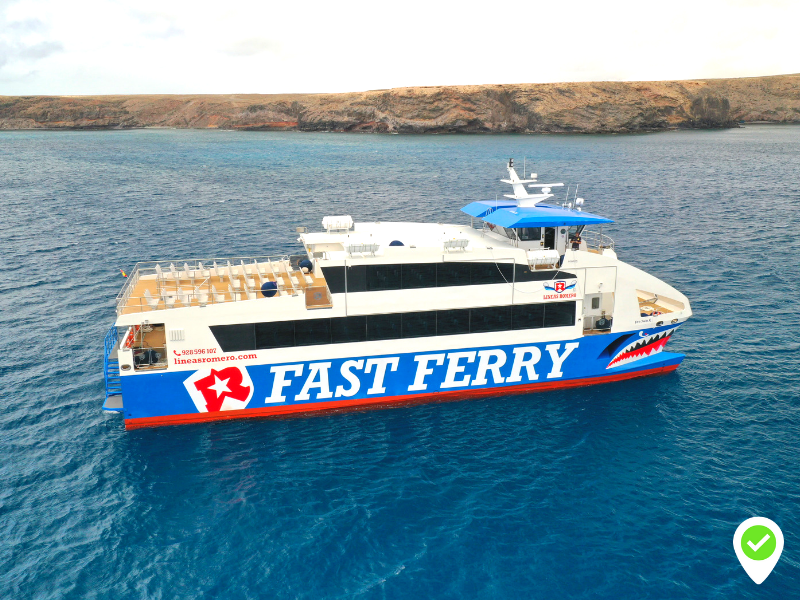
[637,290,685,317]
[117,256,332,315]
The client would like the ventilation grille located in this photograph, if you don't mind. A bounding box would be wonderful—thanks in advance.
[169,328,185,342]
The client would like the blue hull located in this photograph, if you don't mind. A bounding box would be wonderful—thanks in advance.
[118,324,683,428]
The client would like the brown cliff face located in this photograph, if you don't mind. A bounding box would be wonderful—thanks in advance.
[1,74,798,133]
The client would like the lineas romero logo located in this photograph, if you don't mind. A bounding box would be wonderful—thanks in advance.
[183,366,254,412]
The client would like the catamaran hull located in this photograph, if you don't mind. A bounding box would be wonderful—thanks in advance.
[115,323,684,430]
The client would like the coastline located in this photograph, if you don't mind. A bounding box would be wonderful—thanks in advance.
[2,73,798,134]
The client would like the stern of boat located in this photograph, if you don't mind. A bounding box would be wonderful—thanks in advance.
[102,324,124,413]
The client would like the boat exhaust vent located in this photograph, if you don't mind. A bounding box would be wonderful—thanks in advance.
[169,328,185,341]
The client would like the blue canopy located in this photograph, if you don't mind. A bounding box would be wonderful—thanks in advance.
[461,200,518,218]
[479,204,613,228]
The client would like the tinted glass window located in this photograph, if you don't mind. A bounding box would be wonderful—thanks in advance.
[512,303,545,330]
[401,311,437,339]
[544,301,576,327]
[437,309,470,336]
[331,315,366,343]
[346,265,367,293]
[366,264,402,291]
[367,313,402,341]
[402,263,436,289]
[211,324,256,352]
[517,227,541,241]
[321,266,346,294]
[514,266,578,282]
[294,318,332,347]
[254,321,294,350]
[470,306,512,333]
[470,262,513,285]
[437,263,471,287]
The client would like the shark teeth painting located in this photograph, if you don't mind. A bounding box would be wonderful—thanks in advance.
[607,328,677,369]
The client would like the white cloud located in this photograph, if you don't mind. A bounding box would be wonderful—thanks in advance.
[0,0,797,95]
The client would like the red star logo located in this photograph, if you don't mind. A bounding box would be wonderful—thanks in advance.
[192,367,251,412]
[555,281,566,293]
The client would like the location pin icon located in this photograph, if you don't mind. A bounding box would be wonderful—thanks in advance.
[733,517,784,584]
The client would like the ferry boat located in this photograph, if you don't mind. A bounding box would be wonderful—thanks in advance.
[103,160,692,429]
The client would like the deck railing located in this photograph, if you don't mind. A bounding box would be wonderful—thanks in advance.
[581,230,615,252]
[114,255,328,315]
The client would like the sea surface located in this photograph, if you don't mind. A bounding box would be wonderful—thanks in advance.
[1,126,799,599]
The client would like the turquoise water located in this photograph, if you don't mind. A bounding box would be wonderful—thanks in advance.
[1,126,799,598]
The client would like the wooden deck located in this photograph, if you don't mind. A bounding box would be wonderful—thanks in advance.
[119,260,330,315]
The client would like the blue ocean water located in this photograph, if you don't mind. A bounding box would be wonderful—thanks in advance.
[1,126,799,599]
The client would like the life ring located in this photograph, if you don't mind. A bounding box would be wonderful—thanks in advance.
[123,325,140,349]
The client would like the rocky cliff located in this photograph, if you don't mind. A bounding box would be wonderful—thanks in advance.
[2,74,799,133]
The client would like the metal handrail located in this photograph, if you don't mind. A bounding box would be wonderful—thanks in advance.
[115,255,291,314]
[581,230,615,251]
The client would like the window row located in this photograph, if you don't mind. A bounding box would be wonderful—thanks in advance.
[321,263,576,294]
[210,301,576,352]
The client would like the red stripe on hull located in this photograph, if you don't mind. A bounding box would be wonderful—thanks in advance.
[125,363,680,430]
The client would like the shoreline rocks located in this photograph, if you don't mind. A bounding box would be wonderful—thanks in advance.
[1,74,798,133]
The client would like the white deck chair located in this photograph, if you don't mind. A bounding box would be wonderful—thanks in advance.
[228,283,242,301]
[245,288,257,300]
[213,261,224,281]
[195,286,208,307]
[183,263,195,281]
[198,262,211,278]
[241,260,256,287]
[143,289,160,310]
[169,263,180,282]
[155,264,165,281]
[163,293,176,309]
[255,261,267,282]
[228,265,241,290]
[211,285,225,304]
[178,288,192,307]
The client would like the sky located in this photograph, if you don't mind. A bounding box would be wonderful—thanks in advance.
[0,0,797,95]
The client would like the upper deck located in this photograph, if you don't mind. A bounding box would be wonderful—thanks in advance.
[116,256,332,316]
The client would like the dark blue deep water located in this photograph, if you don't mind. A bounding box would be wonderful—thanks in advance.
[1,127,799,599]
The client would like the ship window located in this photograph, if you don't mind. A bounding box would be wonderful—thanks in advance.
[514,266,578,282]
[437,309,470,336]
[402,263,437,289]
[512,303,545,330]
[210,301,577,351]
[367,313,402,340]
[345,265,367,293]
[495,226,517,241]
[544,302,576,327]
[321,266,346,294]
[255,321,294,350]
[517,227,541,241]
[294,318,332,347]
[437,262,471,287]
[211,324,256,352]
[331,315,366,343]
[402,311,437,339]
[470,262,513,285]
[470,306,512,333]
[366,264,402,291]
